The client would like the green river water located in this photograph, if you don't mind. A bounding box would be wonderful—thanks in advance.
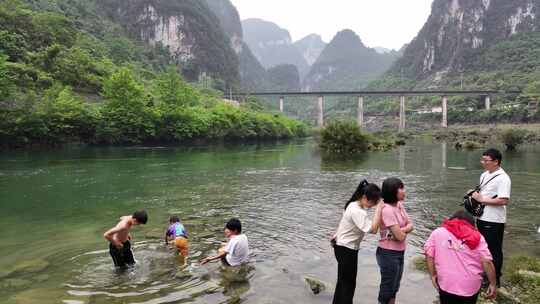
[1,139,539,304]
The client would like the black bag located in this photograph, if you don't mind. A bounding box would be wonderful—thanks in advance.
[462,174,501,217]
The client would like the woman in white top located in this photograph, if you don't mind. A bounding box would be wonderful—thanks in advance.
[331,180,383,304]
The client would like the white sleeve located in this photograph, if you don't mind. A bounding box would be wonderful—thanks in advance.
[497,176,511,198]
[351,210,372,233]
[224,238,237,254]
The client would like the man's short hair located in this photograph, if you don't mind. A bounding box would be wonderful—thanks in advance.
[225,218,242,234]
[133,210,148,224]
[482,148,502,165]
[169,215,179,223]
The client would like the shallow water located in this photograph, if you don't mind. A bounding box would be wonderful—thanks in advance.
[1,139,539,303]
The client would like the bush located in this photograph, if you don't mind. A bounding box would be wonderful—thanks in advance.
[500,129,527,151]
[320,120,371,154]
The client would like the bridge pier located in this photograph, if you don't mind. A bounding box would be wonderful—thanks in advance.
[485,95,491,110]
[441,96,448,128]
[357,96,364,128]
[399,95,406,132]
[317,96,324,127]
[279,96,284,112]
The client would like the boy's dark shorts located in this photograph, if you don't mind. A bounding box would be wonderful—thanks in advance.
[109,241,135,268]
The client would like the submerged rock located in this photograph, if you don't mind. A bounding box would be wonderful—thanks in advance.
[220,265,253,284]
[0,270,13,279]
[1,278,32,289]
[304,276,326,295]
[10,259,49,274]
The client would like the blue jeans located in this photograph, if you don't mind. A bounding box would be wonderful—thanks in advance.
[376,247,404,304]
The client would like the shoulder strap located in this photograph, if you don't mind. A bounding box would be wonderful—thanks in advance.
[478,174,501,190]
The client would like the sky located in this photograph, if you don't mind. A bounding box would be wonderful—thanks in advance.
[229,0,434,50]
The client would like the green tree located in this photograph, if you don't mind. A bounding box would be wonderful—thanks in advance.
[39,84,97,143]
[152,66,201,108]
[0,53,14,100]
[98,67,156,144]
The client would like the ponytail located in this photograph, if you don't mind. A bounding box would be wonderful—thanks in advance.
[344,180,381,209]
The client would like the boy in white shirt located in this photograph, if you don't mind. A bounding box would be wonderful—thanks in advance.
[201,218,249,266]
[472,148,511,286]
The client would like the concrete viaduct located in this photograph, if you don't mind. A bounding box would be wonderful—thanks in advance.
[233,90,521,131]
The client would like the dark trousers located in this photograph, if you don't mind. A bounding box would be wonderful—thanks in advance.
[332,245,359,304]
[109,241,135,268]
[439,288,479,304]
[376,247,405,304]
[477,219,505,285]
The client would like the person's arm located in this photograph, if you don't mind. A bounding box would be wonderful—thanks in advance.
[200,250,227,265]
[368,203,383,234]
[426,256,438,290]
[472,192,508,206]
[401,221,414,234]
[482,258,497,299]
[103,224,125,248]
[388,224,407,241]
[165,229,170,245]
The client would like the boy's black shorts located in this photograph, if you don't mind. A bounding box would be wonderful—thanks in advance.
[109,241,135,268]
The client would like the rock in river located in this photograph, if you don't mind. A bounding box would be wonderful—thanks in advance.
[304,276,326,295]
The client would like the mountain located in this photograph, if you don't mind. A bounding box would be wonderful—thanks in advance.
[98,0,240,89]
[293,34,326,66]
[267,64,301,92]
[303,29,400,91]
[377,0,540,90]
[242,18,310,78]
[204,0,243,54]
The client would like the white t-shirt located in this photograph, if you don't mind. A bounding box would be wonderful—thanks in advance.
[335,202,372,250]
[224,234,249,266]
[478,167,511,223]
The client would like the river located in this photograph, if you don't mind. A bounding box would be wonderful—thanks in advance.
[1,139,539,303]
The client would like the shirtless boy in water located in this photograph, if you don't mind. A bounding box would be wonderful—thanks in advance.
[103,211,148,268]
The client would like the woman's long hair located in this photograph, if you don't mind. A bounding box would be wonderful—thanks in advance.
[345,180,381,209]
[381,177,404,205]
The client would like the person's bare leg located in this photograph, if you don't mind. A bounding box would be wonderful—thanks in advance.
[388,298,396,304]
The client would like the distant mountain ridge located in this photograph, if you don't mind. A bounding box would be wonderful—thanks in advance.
[304,29,400,91]
[242,18,309,79]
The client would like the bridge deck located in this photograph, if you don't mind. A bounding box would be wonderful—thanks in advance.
[233,90,521,97]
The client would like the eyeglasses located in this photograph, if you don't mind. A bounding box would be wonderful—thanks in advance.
[480,158,495,163]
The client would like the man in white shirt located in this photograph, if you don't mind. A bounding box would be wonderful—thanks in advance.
[472,148,511,286]
[200,218,249,266]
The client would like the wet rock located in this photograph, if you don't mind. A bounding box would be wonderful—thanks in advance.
[11,259,49,274]
[517,270,540,279]
[1,278,32,289]
[304,276,326,295]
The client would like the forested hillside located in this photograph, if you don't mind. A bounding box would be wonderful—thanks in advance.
[0,0,307,149]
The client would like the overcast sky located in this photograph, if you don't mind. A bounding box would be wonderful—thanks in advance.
[230,0,434,50]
